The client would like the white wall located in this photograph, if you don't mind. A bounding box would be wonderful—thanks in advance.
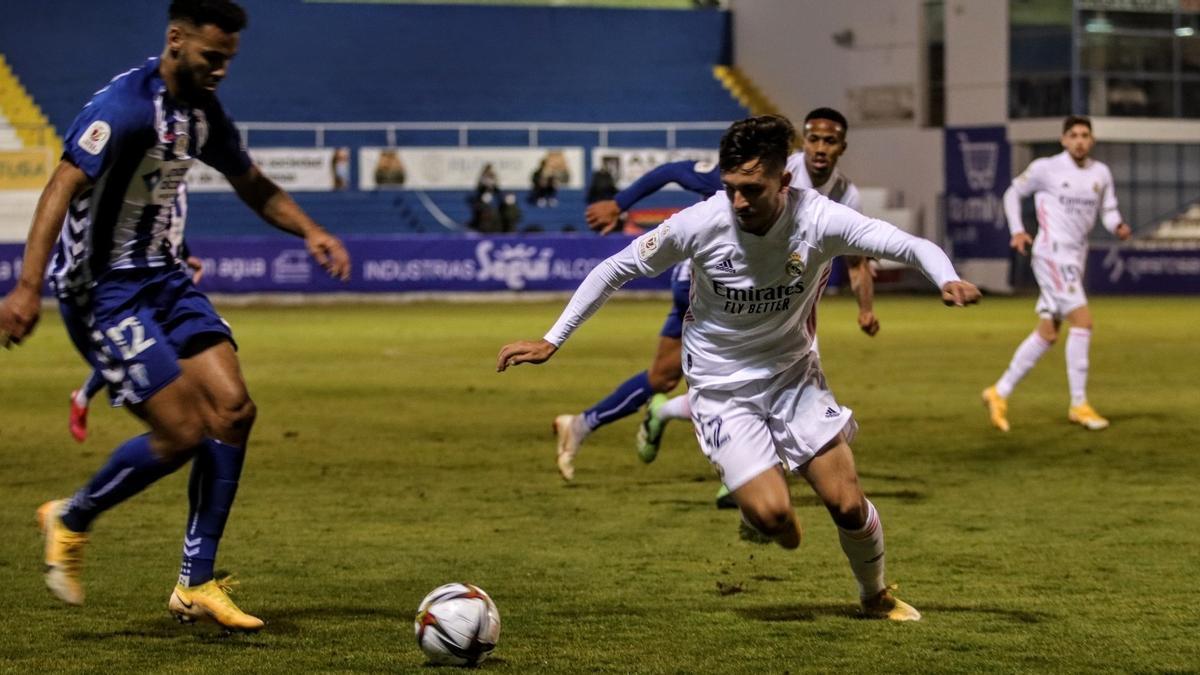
[733,0,943,239]
[944,0,1008,127]
[732,0,1013,245]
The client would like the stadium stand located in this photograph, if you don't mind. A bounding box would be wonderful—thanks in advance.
[0,1,743,235]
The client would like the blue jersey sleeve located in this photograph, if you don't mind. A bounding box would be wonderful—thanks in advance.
[614,160,722,211]
[61,89,153,182]
[198,101,252,177]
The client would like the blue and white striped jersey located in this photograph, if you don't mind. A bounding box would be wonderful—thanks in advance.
[49,57,250,297]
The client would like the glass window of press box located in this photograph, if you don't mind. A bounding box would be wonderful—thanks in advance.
[1011,0,1200,118]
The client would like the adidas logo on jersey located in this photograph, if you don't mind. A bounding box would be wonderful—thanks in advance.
[715,258,735,273]
[824,406,840,418]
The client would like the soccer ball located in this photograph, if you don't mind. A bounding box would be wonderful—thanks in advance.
[414,583,501,666]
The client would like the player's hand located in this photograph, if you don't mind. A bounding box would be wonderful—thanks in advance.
[1115,223,1133,241]
[585,200,622,235]
[1010,232,1033,256]
[185,256,204,285]
[858,310,880,337]
[941,280,981,307]
[0,285,43,349]
[306,230,351,281]
[497,339,557,372]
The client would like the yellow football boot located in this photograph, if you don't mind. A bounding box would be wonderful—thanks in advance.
[981,386,1010,432]
[861,585,922,622]
[37,499,88,606]
[169,575,265,632]
[1068,402,1109,430]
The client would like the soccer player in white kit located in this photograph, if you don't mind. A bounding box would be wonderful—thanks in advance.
[983,115,1131,432]
[497,116,980,620]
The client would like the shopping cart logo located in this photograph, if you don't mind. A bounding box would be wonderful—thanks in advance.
[958,133,999,191]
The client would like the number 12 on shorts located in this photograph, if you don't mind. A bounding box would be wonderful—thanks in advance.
[105,316,158,360]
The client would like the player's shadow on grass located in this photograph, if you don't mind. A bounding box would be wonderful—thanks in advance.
[65,618,272,646]
[262,606,413,635]
[736,603,1049,624]
[789,489,927,507]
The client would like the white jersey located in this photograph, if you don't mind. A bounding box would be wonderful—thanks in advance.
[544,188,960,390]
[1003,151,1123,264]
[787,153,861,212]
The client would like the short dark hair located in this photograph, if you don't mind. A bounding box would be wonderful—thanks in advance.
[719,115,794,175]
[169,0,247,33]
[804,107,849,133]
[1062,115,1091,134]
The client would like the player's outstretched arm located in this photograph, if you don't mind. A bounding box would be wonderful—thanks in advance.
[941,280,981,307]
[228,166,351,280]
[845,255,879,336]
[0,161,91,348]
[496,339,558,372]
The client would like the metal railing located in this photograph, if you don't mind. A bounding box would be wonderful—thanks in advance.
[236,121,733,149]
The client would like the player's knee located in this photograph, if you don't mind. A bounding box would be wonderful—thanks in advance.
[210,395,257,437]
[647,369,681,393]
[825,492,868,530]
[1038,327,1059,344]
[744,504,794,536]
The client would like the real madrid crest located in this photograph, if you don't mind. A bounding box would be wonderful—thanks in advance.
[786,252,805,277]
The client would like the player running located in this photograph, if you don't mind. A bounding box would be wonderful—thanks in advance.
[982,115,1131,432]
[555,108,877,483]
[0,0,350,631]
[498,115,980,620]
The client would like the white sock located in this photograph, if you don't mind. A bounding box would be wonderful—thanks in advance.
[658,394,691,420]
[837,499,887,600]
[73,389,90,407]
[1066,327,1091,406]
[571,414,592,441]
[996,331,1052,398]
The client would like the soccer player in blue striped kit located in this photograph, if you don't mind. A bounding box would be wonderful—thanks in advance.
[0,0,350,631]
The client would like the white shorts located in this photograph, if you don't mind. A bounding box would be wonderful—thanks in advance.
[1032,255,1087,320]
[687,355,858,492]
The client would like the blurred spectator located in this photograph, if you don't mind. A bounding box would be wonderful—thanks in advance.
[528,150,571,207]
[469,163,520,233]
[332,147,351,190]
[587,166,618,204]
[374,148,407,187]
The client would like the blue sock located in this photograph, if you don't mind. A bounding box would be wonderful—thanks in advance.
[179,439,246,587]
[61,434,190,532]
[583,371,653,430]
[83,369,106,400]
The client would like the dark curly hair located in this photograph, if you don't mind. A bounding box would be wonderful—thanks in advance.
[169,0,247,33]
[719,115,794,176]
[1062,115,1091,134]
[804,107,849,132]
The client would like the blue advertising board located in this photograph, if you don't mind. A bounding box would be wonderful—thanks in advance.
[0,234,671,295]
[944,126,1011,259]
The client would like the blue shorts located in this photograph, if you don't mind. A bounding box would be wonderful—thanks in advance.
[58,267,234,407]
[659,264,692,339]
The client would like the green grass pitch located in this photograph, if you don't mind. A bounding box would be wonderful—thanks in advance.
[1,294,1197,673]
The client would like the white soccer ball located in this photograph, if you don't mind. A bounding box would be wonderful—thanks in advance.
[414,583,501,666]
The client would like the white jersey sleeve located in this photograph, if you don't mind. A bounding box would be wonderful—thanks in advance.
[541,203,696,347]
[1099,164,1124,232]
[1003,158,1048,236]
[817,199,960,289]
